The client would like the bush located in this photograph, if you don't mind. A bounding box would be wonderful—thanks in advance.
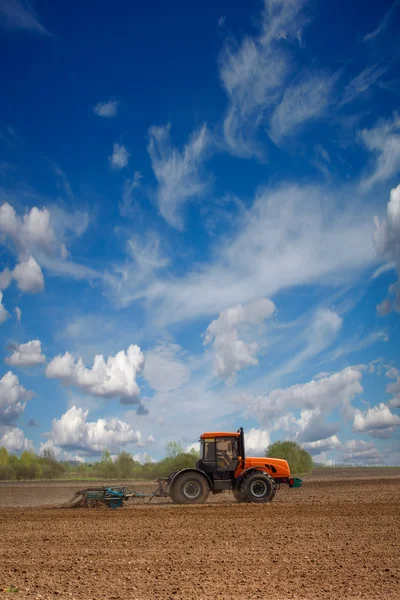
[266,441,313,475]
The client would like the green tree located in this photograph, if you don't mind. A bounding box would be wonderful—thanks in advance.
[96,450,117,479]
[266,441,313,475]
[165,441,184,458]
[114,451,136,478]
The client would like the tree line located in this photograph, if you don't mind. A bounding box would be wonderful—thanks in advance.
[0,439,313,481]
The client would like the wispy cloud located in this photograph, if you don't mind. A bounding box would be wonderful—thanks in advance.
[359,112,400,189]
[364,0,400,42]
[93,99,119,118]
[0,0,50,35]
[147,123,211,230]
[219,0,310,158]
[269,71,338,144]
[107,183,376,325]
[109,143,130,170]
[120,171,142,217]
[340,64,388,106]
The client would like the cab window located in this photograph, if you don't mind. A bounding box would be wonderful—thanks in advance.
[201,439,216,462]
[216,437,238,471]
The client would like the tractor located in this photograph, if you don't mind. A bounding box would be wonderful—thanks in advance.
[165,427,302,504]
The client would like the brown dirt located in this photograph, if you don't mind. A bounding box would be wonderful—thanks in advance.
[0,469,399,600]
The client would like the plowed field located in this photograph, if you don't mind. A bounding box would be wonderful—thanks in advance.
[1,469,399,600]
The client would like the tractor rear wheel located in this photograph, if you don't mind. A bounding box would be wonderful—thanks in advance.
[171,472,209,504]
[242,472,276,503]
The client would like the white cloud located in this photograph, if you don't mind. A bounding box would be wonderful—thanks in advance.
[245,428,270,456]
[5,340,46,367]
[280,308,343,375]
[353,402,400,437]
[109,143,129,170]
[341,64,388,106]
[0,427,33,452]
[219,0,309,157]
[120,171,142,217]
[363,1,399,42]
[296,409,339,443]
[0,371,33,425]
[0,0,49,35]
[104,231,169,308]
[143,344,190,393]
[302,435,341,455]
[374,184,400,314]
[147,123,211,230]
[269,72,337,144]
[340,439,383,465]
[12,256,44,293]
[14,306,21,322]
[386,367,400,408]
[39,439,86,463]
[204,298,276,382]
[46,344,144,400]
[122,183,376,327]
[249,365,364,427]
[48,405,141,454]
[359,113,400,189]
[93,99,119,118]
[0,291,9,324]
[0,202,93,286]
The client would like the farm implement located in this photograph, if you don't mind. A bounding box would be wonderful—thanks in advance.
[62,428,302,508]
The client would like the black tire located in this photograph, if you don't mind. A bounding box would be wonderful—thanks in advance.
[232,485,247,503]
[242,472,276,503]
[171,472,210,504]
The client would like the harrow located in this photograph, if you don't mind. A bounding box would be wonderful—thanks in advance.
[61,480,170,509]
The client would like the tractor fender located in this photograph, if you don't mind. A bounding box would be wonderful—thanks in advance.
[168,468,212,492]
[234,467,271,488]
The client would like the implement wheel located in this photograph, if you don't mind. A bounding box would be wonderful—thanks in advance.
[242,472,276,503]
[171,472,209,504]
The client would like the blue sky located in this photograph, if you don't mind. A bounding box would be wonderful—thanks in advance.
[0,0,400,465]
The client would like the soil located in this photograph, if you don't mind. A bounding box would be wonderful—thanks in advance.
[0,468,399,600]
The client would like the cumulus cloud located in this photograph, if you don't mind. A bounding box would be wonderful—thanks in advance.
[0,291,9,324]
[269,72,337,144]
[12,256,44,293]
[14,306,21,322]
[143,344,190,393]
[359,114,400,189]
[353,402,400,437]
[147,123,211,229]
[0,0,49,35]
[0,202,93,287]
[5,340,46,367]
[46,344,144,400]
[296,409,339,443]
[47,405,141,454]
[93,99,119,118]
[0,371,33,425]
[340,439,383,465]
[109,143,129,170]
[245,428,270,456]
[0,427,33,452]
[204,298,276,383]
[374,184,400,314]
[219,0,310,157]
[249,365,365,428]
[302,435,341,455]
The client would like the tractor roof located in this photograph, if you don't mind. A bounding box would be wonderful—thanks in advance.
[200,432,240,439]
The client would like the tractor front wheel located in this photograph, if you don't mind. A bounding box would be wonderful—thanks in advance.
[171,472,209,504]
[232,486,247,503]
[242,472,276,503]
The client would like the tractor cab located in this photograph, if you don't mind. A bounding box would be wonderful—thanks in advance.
[196,431,242,475]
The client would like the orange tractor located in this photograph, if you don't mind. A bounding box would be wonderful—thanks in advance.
[163,427,302,504]
[63,428,302,508]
